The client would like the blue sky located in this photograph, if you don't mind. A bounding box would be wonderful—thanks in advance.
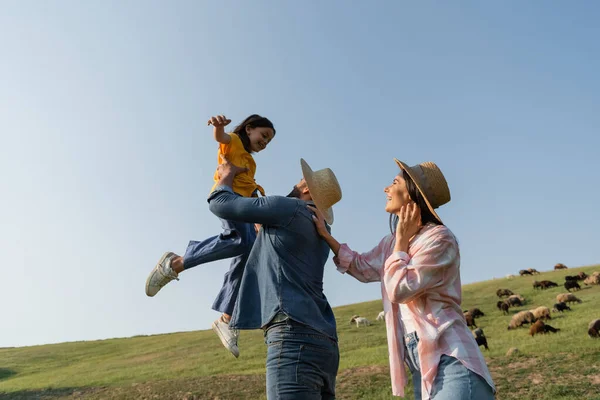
[2,2,599,347]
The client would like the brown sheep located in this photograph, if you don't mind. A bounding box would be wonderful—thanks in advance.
[506,294,525,307]
[539,280,558,289]
[529,320,560,336]
[508,311,536,330]
[532,281,543,290]
[589,319,600,338]
[556,293,582,304]
[519,269,533,276]
[464,312,477,328]
[468,308,485,318]
[552,302,571,312]
[564,280,581,292]
[472,328,489,350]
[496,288,513,298]
[578,272,588,280]
[496,301,510,315]
[527,268,541,275]
[554,263,568,270]
[530,306,551,321]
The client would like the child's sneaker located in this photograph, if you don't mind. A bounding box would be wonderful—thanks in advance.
[212,316,240,358]
[145,252,179,297]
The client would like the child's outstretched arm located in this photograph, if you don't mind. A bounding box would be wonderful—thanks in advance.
[208,114,232,144]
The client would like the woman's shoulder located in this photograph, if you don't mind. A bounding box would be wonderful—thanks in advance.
[420,223,458,245]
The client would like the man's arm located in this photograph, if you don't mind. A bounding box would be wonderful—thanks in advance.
[208,160,298,226]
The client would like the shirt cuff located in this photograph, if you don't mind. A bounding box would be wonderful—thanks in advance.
[384,251,411,270]
[207,185,234,202]
[333,243,353,274]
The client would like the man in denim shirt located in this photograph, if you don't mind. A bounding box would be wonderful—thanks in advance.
[209,158,342,400]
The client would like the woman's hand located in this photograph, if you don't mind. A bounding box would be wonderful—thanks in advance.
[394,202,421,253]
[307,205,329,238]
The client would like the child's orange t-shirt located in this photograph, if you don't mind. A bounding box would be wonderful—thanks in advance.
[210,133,264,197]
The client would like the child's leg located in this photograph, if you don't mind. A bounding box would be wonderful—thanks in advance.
[182,218,256,271]
[210,221,255,358]
[212,252,249,317]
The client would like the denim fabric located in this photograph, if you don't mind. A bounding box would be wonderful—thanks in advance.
[208,185,337,341]
[405,332,494,400]
[182,216,256,315]
[264,320,339,400]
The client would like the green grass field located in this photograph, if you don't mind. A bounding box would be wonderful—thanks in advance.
[2,265,599,400]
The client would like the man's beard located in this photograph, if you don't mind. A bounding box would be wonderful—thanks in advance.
[286,186,301,198]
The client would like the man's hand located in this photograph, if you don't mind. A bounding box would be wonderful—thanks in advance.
[217,156,248,179]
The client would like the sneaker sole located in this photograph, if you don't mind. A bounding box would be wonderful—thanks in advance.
[211,321,240,358]
[145,251,175,297]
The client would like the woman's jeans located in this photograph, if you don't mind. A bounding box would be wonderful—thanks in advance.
[182,216,256,316]
[405,331,494,400]
[264,319,339,400]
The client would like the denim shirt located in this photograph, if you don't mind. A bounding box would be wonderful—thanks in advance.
[208,185,337,341]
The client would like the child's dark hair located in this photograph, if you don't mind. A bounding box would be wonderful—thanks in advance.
[389,170,443,234]
[232,114,276,153]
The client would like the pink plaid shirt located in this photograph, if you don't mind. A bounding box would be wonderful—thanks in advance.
[334,223,495,399]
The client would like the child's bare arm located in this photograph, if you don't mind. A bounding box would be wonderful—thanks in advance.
[208,115,232,145]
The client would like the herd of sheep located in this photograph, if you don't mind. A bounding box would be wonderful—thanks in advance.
[349,264,600,352]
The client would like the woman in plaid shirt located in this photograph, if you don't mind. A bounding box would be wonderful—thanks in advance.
[311,159,495,400]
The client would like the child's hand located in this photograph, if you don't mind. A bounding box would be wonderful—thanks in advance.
[207,115,231,127]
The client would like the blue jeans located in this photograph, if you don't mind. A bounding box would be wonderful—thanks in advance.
[405,332,494,400]
[264,319,339,399]
[183,216,256,316]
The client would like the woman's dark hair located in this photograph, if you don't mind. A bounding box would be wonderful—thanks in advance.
[389,170,443,234]
[232,114,276,153]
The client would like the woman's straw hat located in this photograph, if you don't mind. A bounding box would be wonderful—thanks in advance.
[300,158,342,225]
[394,159,450,223]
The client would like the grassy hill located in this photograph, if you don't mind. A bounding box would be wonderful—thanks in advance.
[2,265,600,400]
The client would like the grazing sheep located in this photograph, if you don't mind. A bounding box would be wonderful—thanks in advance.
[578,272,588,280]
[532,281,542,290]
[539,280,558,289]
[552,302,571,312]
[350,315,370,327]
[508,311,536,330]
[464,312,477,328]
[564,275,579,281]
[467,308,485,318]
[584,275,600,286]
[529,320,560,336]
[588,319,600,338]
[506,294,525,307]
[529,306,551,321]
[527,268,541,275]
[556,293,582,304]
[496,288,513,298]
[496,301,510,315]
[506,274,516,280]
[564,280,581,292]
[376,311,385,321]
[519,269,533,276]
[554,263,568,270]
[472,328,489,350]
[592,271,600,277]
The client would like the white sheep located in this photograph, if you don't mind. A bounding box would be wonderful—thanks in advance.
[350,315,370,327]
[376,311,385,321]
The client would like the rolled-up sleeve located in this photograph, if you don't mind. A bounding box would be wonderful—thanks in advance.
[333,234,394,283]
[383,234,457,304]
[208,189,298,227]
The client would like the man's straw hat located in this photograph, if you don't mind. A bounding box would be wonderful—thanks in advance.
[394,159,450,223]
[300,159,342,225]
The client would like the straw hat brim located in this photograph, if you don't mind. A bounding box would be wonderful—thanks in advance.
[394,158,443,224]
[301,159,335,225]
